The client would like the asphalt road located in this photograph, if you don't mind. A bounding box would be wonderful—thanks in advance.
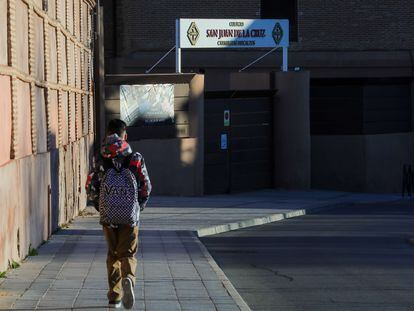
[201,200,414,311]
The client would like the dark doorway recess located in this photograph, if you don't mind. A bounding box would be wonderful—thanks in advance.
[310,78,412,135]
[204,90,276,194]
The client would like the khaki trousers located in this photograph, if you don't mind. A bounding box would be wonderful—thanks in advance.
[103,225,139,301]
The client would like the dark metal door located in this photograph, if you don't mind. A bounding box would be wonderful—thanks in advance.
[204,90,275,194]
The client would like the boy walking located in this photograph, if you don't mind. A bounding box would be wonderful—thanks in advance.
[86,119,151,309]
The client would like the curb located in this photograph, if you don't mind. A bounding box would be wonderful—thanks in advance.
[196,201,365,238]
[196,209,307,237]
[193,234,252,311]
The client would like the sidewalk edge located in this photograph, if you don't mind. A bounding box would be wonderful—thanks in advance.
[193,234,252,311]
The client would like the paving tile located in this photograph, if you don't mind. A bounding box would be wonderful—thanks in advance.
[176,288,210,299]
[37,274,59,281]
[36,299,74,308]
[215,303,242,311]
[18,288,47,300]
[0,297,17,309]
[145,300,181,311]
[50,279,84,289]
[174,280,205,290]
[210,296,237,304]
[180,299,216,311]
[0,288,20,298]
[77,288,107,296]
[6,270,39,280]
[144,281,177,300]
[73,297,108,308]
[88,268,107,275]
[12,299,39,309]
[59,268,90,274]
[27,280,52,290]
[83,279,107,289]
[64,263,91,269]
[143,263,172,280]
[39,267,62,274]
[0,280,33,290]
[169,263,200,280]
[42,290,78,301]
[127,299,145,310]
[206,288,232,297]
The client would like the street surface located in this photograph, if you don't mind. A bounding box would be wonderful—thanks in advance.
[0,191,403,310]
[201,200,414,311]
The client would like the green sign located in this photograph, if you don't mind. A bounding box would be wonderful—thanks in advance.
[224,110,230,127]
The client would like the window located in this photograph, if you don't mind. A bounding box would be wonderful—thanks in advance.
[260,0,298,42]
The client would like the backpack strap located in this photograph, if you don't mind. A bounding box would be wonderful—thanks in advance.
[125,153,141,189]
[102,157,114,171]
[122,154,133,169]
[102,154,132,172]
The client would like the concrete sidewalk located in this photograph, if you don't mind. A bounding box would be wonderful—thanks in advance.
[0,190,401,310]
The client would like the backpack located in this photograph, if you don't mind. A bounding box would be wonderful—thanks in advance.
[99,157,140,225]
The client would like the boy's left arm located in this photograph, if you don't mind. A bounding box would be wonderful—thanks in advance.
[130,153,152,211]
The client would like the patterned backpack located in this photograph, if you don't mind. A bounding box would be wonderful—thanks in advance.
[99,158,140,225]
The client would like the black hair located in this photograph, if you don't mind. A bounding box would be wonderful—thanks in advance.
[107,119,127,136]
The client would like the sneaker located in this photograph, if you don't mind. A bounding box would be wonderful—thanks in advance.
[108,300,122,309]
[122,277,135,309]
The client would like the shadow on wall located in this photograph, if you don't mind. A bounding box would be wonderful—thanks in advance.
[49,133,59,232]
[311,133,414,193]
[0,131,95,271]
[130,138,200,196]
[49,133,96,233]
[0,151,50,270]
[130,85,203,196]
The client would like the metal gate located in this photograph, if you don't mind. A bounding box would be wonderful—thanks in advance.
[204,90,275,194]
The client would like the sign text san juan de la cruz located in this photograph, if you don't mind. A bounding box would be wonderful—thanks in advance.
[179,19,289,49]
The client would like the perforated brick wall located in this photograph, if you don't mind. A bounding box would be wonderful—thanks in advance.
[0,0,96,271]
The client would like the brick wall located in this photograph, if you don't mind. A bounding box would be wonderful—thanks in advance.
[106,0,260,55]
[296,0,414,51]
[105,0,414,57]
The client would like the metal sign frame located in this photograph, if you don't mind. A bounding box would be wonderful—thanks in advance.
[175,18,289,73]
